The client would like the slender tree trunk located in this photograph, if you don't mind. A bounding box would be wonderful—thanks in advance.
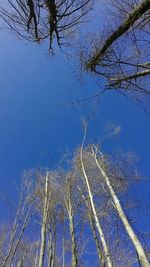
[68,196,78,267]
[62,216,65,267]
[17,260,22,267]
[51,244,55,267]
[52,213,56,267]
[48,230,54,267]
[16,247,27,267]
[48,220,56,267]
[93,151,150,267]
[90,212,105,267]
[34,240,39,267]
[38,173,50,267]
[80,144,113,267]
[78,186,105,267]
[9,203,33,266]
[2,193,24,267]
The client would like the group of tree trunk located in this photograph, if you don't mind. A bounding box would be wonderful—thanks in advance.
[0,144,149,266]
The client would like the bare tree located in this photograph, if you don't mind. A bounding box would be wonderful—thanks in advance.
[84,0,150,111]
[0,0,94,52]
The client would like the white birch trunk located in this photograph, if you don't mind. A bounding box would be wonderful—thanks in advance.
[90,212,105,267]
[63,179,78,267]
[62,217,65,267]
[78,185,105,267]
[38,173,49,267]
[80,146,113,267]
[68,196,78,267]
[48,230,54,267]
[34,240,39,267]
[94,153,150,267]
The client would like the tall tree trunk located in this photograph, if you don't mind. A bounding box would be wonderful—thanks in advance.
[90,212,105,267]
[34,240,39,267]
[62,215,65,267]
[52,212,56,267]
[38,173,49,267]
[48,230,53,267]
[80,142,113,267]
[68,195,78,267]
[93,150,149,267]
[78,186,105,267]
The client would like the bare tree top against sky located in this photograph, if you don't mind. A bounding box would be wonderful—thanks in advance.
[0,0,94,52]
[1,0,150,111]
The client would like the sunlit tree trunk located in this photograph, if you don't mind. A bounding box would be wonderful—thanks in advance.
[90,212,105,267]
[34,240,39,267]
[93,148,149,267]
[62,214,65,267]
[67,195,78,267]
[79,186,105,266]
[52,213,57,267]
[48,230,54,267]
[80,141,113,267]
[38,173,50,267]
[63,176,78,267]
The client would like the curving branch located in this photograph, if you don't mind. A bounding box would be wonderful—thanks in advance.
[86,0,150,70]
[109,68,150,87]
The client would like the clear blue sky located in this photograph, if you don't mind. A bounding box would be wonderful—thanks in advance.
[0,29,150,234]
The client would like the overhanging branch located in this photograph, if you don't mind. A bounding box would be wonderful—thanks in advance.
[86,0,150,70]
